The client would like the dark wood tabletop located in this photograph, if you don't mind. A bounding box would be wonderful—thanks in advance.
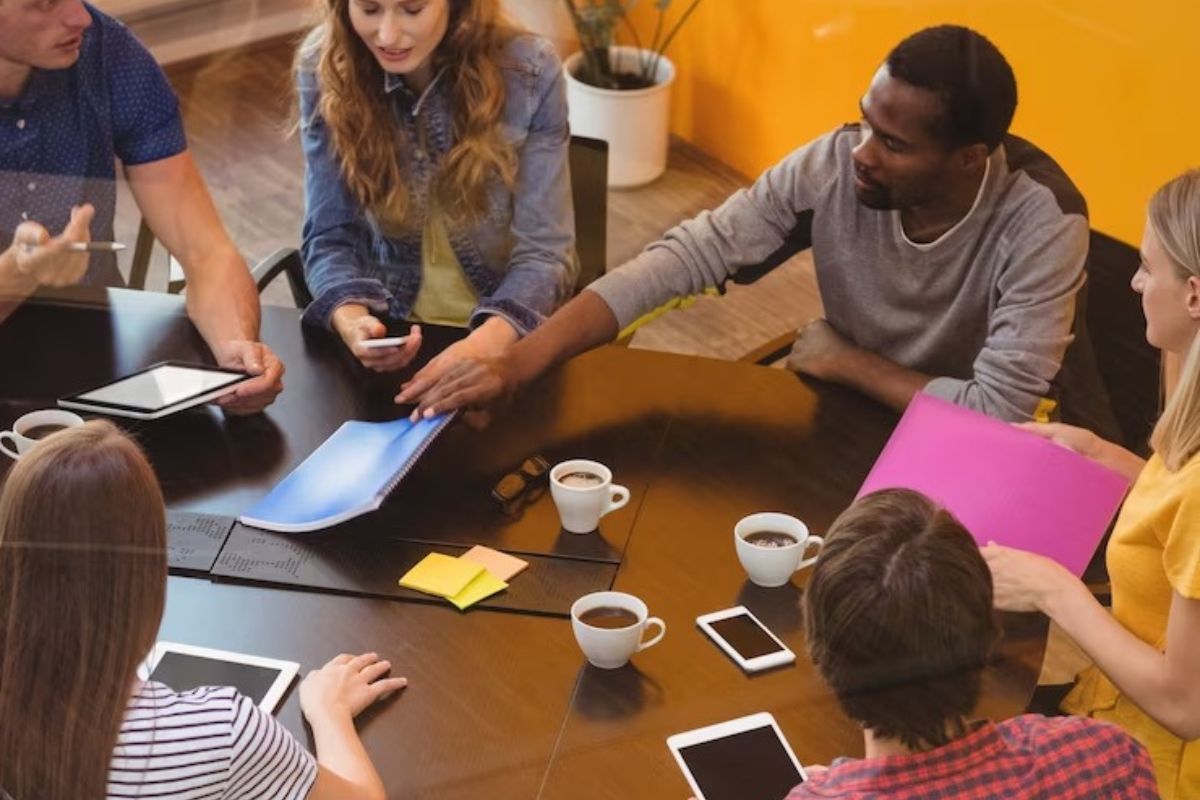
[0,289,1046,799]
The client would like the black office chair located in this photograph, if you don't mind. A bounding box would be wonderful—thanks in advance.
[252,135,611,306]
[1080,230,1160,455]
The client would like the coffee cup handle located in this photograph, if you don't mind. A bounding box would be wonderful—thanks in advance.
[0,431,20,461]
[795,535,824,571]
[637,616,666,652]
[601,484,630,518]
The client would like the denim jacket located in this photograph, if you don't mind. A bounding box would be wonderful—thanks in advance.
[297,33,577,333]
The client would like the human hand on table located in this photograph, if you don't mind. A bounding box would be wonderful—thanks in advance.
[300,652,407,724]
[395,316,519,421]
[981,542,1078,615]
[333,304,423,372]
[7,204,94,287]
[211,339,285,414]
[786,318,851,381]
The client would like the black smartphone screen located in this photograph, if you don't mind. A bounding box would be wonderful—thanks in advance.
[709,613,785,660]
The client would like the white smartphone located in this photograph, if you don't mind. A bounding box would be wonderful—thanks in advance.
[667,712,807,800]
[361,336,410,350]
[139,642,300,713]
[696,606,795,673]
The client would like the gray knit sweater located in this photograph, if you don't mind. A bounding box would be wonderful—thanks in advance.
[589,126,1093,423]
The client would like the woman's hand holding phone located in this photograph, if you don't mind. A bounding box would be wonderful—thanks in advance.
[332,304,422,372]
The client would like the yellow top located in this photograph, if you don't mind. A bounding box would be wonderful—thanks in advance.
[410,204,477,327]
[1062,452,1200,799]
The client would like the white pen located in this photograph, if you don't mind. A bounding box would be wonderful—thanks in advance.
[66,241,126,252]
[21,241,127,253]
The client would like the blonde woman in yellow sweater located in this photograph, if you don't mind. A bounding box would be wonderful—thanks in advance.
[985,170,1200,798]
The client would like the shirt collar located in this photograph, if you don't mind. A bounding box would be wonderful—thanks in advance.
[384,67,447,117]
[814,721,1004,793]
[1,68,49,112]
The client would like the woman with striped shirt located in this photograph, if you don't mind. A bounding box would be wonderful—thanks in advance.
[0,421,405,800]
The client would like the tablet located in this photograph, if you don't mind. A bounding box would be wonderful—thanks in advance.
[59,361,252,420]
[668,712,806,800]
[139,642,300,713]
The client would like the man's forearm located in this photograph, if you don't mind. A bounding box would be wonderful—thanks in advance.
[185,245,261,347]
[510,289,619,384]
[827,344,931,412]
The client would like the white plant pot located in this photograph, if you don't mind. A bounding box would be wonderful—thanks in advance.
[564,46,675,188]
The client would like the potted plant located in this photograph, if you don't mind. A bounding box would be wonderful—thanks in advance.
[562,0,703,187]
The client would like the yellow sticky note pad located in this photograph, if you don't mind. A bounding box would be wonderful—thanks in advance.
[448,570,509,611]
[399,553,483,599]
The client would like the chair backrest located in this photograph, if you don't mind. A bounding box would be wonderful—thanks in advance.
[568,135,608,293]
[1081,230,1161,454]
[252,247,312,307]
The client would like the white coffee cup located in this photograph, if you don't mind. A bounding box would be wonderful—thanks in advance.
[0,410,86,460]
[734,512,824,588]
[550,459,629,534]
[571,591,666,669]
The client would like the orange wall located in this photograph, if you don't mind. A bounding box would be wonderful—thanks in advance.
[631,1,1200,245]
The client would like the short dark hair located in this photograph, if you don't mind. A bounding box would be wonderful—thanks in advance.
[885,25,1017,151]
[803,489,999,750]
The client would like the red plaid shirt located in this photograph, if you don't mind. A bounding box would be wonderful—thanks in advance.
[786,714,1158,799]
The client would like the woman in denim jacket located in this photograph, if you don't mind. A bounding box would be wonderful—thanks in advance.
[297,0,576,380]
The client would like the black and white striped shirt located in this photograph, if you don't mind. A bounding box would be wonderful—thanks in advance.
[107,681,317,799]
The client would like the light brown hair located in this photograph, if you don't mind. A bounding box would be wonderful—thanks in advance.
[0,421,166,799]
[1148,170,1200,471]
[804,489,999,750]
[302,0,517,227]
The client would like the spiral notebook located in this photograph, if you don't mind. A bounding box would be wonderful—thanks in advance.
[239,413,455,533]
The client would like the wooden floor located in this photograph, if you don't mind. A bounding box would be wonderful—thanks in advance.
[113,36,821,362]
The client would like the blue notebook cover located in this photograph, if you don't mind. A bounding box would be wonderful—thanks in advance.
[239,413,455,533]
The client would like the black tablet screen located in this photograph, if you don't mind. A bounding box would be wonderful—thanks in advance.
[679,725,803,800]
[149,652,283,706]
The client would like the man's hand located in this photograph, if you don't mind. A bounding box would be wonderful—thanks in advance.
[396,353,517,422]
[212,339,285,414]
[786,318,851,380]
[10,204,95,287]
[395,316,519,420]
[332,304,423,372]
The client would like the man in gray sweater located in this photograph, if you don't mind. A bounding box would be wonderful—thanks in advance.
[399,25,1108,427]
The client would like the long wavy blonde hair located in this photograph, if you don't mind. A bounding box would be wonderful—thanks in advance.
[1148,170,1200,471]
[0,422,166,799]
[304,0,517,227]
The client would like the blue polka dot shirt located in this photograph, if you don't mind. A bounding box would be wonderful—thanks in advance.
[0,3,187,285]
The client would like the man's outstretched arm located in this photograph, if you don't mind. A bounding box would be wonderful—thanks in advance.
[396,289,619,417]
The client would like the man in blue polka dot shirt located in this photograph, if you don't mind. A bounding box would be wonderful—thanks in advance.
[0,0,283,414]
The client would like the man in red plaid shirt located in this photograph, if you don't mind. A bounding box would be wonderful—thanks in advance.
[788,489,1157,799]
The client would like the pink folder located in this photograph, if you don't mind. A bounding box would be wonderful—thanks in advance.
[857,393,1131,576]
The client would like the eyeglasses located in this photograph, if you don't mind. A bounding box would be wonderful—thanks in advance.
[492,455,550,515]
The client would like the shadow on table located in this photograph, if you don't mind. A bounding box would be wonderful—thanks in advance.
[572,663,665,722]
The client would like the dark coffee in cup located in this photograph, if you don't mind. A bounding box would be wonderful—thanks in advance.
[23,424,68,440]
[578,606,639,629]
[744,530,800,549]
[558,470,605,488]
